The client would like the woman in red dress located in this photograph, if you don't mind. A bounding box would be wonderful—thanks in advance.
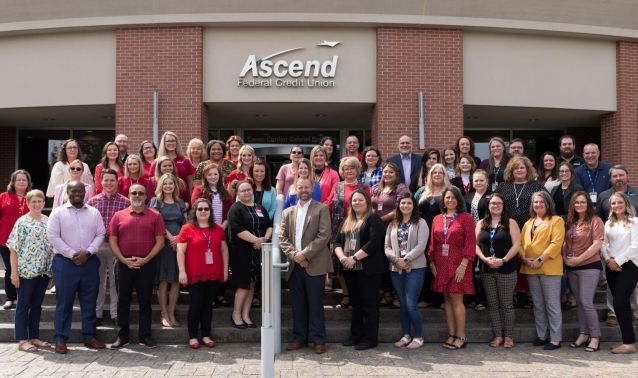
[429,186,476,350]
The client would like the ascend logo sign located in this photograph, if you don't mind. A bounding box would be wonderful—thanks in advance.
[237,40,340,88]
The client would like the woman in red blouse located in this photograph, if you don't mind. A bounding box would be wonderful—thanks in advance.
[139,140,157,180]
[151,131,196,191]
[224,145,255,196]
[118,154,149,197]
[147,156,191,208]
[177,198,229,349]
[429,186,476,350]
[0,170,32,309]
[94,141,123,194]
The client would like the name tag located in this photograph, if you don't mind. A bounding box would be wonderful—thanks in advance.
[349,237,357,252]
[205,249,213,265]
[589,192,597,203]
[377,203,383,212]
[255,208,264,217]
[442,244,450,257]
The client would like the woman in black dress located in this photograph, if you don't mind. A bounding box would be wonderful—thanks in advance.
[227,180,273,329]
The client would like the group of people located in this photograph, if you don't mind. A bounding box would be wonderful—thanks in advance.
[0,131,636,356]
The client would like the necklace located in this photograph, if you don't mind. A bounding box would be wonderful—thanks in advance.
[513,182,527,208]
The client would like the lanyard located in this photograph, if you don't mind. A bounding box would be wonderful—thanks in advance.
[200,227,212,251]
[568,224,577,257]
[488,227,497,256]
[586,168,598,188]
[443,213,457,243]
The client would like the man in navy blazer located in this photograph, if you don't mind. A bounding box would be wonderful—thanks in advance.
[386,135,421,193]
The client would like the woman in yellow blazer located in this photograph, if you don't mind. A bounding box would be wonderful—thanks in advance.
[520,191,565,350]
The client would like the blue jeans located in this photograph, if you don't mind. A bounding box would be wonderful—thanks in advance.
[15,275,49,340]
[391,268,425,337]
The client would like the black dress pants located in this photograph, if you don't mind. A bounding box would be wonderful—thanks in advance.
[343,270,382,345]
[607,260,638,344]
[289,266,326,345]
[116,258,156,340]
[187,280,219,339]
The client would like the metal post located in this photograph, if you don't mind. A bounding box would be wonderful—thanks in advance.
[271,194,286,353]
[418,91,425,150]
[153,91,159,147]
[261,243,274,378]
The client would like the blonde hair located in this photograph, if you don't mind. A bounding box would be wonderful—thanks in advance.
[186,138,208,162]
[157,131,185,158]
[155,173,181,204]
[289,158,314,196]
[340,189,371,234]
[338,156,361,177]
[310,145,328,168]
[123,154,144,178]
[504,155,537,183]
[26,189,45,203]
[608,192,635,228]
[418,163,450,203]
[237,145,256,172]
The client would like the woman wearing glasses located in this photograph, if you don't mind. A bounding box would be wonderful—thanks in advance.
[276,146,305,196]
[550,162,584,217]
[475,193,521,348]
[52,160,94,208]
[46,139,92,198]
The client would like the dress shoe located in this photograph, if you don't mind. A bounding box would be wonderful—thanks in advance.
[354,342,377,351]
[286,341,307,351]
[606,315,619,327]
[84,337,106,350]
[314,344,327,354]
[109,337,129,349]
[55,342,68,354]
[2,301,15,310]
[342,338,360,347]
[231,316,247,329]
[139,337,157,348]
[532,338,548,346]
[611,344,636,354]
[543,342,561,350]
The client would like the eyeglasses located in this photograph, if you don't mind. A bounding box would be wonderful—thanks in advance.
[489,202,504,206]
[196,208,210,212]
[291,151,303,155]
[66,146,78,150]
[69,167,83,172]
[130,191,146,196]
[558,170,570,174]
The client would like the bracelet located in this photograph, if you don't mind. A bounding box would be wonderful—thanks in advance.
[537,257,543,263]
[352,255,359,263]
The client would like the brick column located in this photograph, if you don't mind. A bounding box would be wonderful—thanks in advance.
[116,27,205,148]
[601,41,638,186]
[374,28,464,159]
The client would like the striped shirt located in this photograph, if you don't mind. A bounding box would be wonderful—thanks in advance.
[86,192,131,235]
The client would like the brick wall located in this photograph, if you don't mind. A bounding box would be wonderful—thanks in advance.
[373,28,464,159]
[116,27,205,150]
[601,41,638,185]
[0,127,16,183]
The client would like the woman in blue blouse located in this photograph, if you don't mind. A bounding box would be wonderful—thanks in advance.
[358,146,383,188]
[284,158,321,209]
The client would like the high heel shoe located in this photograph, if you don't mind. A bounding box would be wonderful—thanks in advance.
[242,316,257,328]
[445,336,466,350]
[161,313,173,328]
[569,333,590,348]
[584,338,600,352]
[231,315,246,329]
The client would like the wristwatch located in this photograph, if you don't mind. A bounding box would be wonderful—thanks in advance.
[352,255,359,263]
[537,257,543,263]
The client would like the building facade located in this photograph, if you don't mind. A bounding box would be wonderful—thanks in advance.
[1,0,637,188]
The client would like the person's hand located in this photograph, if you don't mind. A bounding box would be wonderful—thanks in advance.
[454,263,467,282]
[607,258,621,272]
[293,252,307,264]
[395,259,409,270]
[72,252,88,266]
[341,257,354,269]
[430,263,437,277]
[299,260,309,268]
[179,272,188,286]
[223,269,229,282]
[529,258,542,270]
[485,256,499,269]
[10,273,19,289]
[564,255,578,267]
[253,237,264,250]
[122,256,141,269]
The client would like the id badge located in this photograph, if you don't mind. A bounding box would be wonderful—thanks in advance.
[442,244,450,257]
[489,247,495,256]
[205,249,214,265]
[377,203,383,212]
[349,237,357,253]
[492,182,498,192]
[255,208,264,217]
[589,191,597,203]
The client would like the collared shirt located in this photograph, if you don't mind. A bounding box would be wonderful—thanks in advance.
[109,206,166,258]
[86,191,131,234]
[401,153,412,188]
[294,200,311,251]
[558,154,585,169]
[574,161,613,200]
[47,202,106,259]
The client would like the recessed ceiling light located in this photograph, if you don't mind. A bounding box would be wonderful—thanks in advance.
[41,117,56,121]
[255,114,267,118]
[315,113,327,118]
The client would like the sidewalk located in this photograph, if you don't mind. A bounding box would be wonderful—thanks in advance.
[1,342,636,377]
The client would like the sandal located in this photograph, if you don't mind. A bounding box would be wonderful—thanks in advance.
[489,337,503,347]
[442,334,456,348]
[584,338,599,352]
[474,303,486,312]
[335,296,351,310]
[29,339,51,348]
[569,333,590,348]
[446,336,467,350]
[394,335,411,348]
[18,341,37,353]
[407,337,424,350]
[503,337,515,348]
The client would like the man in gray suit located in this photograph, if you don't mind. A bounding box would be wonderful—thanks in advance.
[279,177,332,354]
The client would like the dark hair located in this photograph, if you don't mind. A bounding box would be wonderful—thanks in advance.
[537,151,558,183]
[559,134,576,145]
[419,148,441,183]
[440,186,466,213]
[201,163,230,202]
[392,192,420,226]
[509,138,524,146]
[6,169,32,193]
[207,140,227,160]
[566,191,596,230]
[319,136,339,159]
[100,141,123,170]
[139,140,157,161]
[57,139,83,163]
[101,168,119,181]
[481,193,511,231]
[341,189,372,234]
[374,162,401,196]
[251,157,273,190]
[361,146,382,170]
[188,198,216,227]
[290,145,303,154]
[455,136,476,157]
[557,161,575,178]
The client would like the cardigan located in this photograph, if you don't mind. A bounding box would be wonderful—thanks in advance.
[384,218,429,271]
[334,213,385,275]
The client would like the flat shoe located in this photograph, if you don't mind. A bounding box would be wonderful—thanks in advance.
[489,337,503,348]
[201,338,216,348]
[611,344,636,354]
[503,337,515,348]
[406,338,424,350]
[543,342,561,350]
[394,335,411,348]
[18,341,37,353]
[189,339,200,349]
[29,339,51,348]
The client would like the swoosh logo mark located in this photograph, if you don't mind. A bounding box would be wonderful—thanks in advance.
[259,47,305,62]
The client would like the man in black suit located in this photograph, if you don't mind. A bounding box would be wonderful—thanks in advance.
[386,135,421,193]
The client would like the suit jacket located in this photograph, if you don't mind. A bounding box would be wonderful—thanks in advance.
[387,153,421,193]
[279,200,333,277]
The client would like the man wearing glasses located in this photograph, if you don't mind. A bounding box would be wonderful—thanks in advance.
[108,184,165,349]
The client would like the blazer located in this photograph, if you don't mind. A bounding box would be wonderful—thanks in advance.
[384,218,429,272]
[451,176,474,196]
[464,191,490,220]
[279,200,333,277]
[550,181,584,216]
[520,216,565,276]
[334,213,386,275]
[387,153,421,193]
